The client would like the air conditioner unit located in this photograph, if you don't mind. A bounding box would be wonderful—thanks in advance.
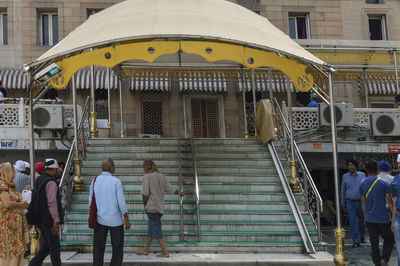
[33,106,64,129]
[371,113,400,136]
[319,103,354,127]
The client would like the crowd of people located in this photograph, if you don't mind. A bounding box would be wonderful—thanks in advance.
[341,155,400,266]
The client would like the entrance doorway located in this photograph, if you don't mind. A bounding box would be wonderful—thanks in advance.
[191,99,219,138]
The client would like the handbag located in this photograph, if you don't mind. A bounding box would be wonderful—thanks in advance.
[88,176,98,229]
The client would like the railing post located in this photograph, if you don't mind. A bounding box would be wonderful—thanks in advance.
[286,78,301,193]
[72,75,84,191]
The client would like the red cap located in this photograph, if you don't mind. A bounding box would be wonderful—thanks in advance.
[35,162,45,173]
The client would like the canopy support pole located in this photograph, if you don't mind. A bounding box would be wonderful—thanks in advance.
[393,50,400,95]
[330,70,348,266]
[119,78,125,138]
[362,69,369,108]
[90,64,98,138]
[241,67,248,138]
[107,68,114,138]
[286,77,301,193]
[251,69,257,136]
[268,68,274,113]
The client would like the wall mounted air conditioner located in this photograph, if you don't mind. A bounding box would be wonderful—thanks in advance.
[33,106,64,129]
[371,113,400,136]
[319,103,354,127]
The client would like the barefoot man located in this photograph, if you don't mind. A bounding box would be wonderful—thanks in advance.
[136,160,184,258]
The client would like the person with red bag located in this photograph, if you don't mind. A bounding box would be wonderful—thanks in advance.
[89,158,130,266]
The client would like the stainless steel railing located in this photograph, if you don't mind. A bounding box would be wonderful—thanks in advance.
[268,142,315,254]
[273,98,323,242]
[59,97,90,212]
[190,136,201,241]
[177,136,185,241]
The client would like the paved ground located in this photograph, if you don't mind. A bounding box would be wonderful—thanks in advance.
[323,227,398,266]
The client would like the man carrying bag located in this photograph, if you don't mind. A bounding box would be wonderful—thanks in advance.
[89,158,130,266]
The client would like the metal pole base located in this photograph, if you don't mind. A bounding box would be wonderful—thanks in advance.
[28,226,40,262]
[120,129,125,138]
[333,227,348,266]
[108,122,114,138]
[290,159,302,193]
[245,131,249,139]
[90,111,99,138]
[73,157,85,191]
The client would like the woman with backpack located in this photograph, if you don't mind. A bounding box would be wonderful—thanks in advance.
[0,162,29,266]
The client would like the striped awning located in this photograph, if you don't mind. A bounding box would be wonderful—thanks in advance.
[0,69,27,89]
[179,72,227,92]
[360,79,398,95]
[129,72,171,91]
[74,69,119,90]
[238,72,295,93]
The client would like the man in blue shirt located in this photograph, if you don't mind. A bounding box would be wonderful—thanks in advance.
[390,172,400,266]
[340,159,366,248]
[360,161,394,266]
[307,93,318,107]
[89,158,130,266]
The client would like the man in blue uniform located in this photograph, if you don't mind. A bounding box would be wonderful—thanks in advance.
[340,159,366,248]
[360,161,394,266]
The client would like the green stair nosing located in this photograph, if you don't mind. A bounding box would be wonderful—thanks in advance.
[73,190,285,194]
[60,240,318,246]
[68,209,292,214]
[64,229,316,236]
[71,199,299,205]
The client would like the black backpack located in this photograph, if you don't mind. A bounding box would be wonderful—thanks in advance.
[26,177,51,226]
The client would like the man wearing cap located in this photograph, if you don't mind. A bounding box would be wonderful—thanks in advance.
[307,93,319,107]
[341,159,366,248]
[14,160,30,192]
[378,160,394,185]
[29,158,64,266]
[392,154,400,177]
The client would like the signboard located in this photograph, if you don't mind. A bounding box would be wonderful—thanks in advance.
[312,142,322,150]
[388,144,400,153]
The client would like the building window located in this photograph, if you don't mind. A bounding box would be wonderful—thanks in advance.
[38,12,58,46]
[366,0,381,4]
[0,12,7,45]
[368,15,387,40]
[87,8,103,19]
[289,13,310,39]
[237,0,259,3]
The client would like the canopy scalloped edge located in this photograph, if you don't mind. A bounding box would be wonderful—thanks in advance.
[49,40,314,92]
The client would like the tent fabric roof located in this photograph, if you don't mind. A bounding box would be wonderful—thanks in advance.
[34,0,326,67]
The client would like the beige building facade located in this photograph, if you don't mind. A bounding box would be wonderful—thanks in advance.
[0,0,399,138]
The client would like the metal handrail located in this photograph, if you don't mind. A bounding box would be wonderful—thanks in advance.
[177,136,184,241]
[59,97,90,214]
[268,142,315,254]
[190,135,201,241]
[273,98,323,242]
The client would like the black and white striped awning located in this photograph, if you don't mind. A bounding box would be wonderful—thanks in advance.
[130,72,171,91]
[0,69,27,89]
[74,69,119,90]
[238,72,295,93]
[360,79,398,95]
[179,72,227,92]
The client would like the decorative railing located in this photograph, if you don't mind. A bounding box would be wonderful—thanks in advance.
[291,106,400,130]
[0,98,78,128]
[274,99,323,242]
[59,97,90,212]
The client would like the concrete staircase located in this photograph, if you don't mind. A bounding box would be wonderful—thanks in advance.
[61,138,321,253]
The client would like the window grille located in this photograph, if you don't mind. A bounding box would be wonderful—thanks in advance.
[142,101,163,135]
